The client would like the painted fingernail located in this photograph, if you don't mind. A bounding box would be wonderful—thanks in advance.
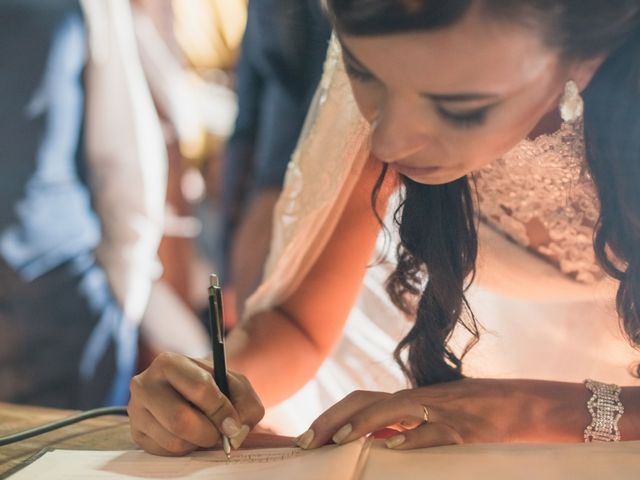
[296,429,315,449]
[385,434,406,449]
[221,417,241,437]
[230,424,250,450]
[332,424,353,444]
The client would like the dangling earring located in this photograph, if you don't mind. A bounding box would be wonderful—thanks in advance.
[558,80,586,166]
[560,80,584,123]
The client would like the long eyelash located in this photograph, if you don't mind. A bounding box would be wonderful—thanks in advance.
[344,62,375,82]
[437,106,488,128]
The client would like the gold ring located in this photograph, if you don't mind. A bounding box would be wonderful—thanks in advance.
[422,405,430,424]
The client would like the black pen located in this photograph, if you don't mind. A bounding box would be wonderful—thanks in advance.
[208,274,231,459]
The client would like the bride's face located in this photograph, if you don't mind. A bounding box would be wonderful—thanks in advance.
[340,11,573,185]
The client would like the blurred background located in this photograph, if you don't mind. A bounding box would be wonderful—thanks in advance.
[0,0,329,409]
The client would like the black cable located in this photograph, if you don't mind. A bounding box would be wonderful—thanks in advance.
[0,406,128,447]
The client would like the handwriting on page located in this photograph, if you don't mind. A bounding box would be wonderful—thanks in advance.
[197,448,304,464]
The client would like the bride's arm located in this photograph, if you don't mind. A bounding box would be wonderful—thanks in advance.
[298,379,640,450]
[226,157,395,407]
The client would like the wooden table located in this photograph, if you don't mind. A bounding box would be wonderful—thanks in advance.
[0,402,134,476]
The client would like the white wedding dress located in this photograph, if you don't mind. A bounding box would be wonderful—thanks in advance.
[244,36,640,436]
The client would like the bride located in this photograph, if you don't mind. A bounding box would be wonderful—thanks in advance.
[127,0,640,455]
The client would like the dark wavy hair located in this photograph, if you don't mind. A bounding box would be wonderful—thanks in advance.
[325,0,640,387]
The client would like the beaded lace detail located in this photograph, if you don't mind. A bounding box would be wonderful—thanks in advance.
[475,121,603,283]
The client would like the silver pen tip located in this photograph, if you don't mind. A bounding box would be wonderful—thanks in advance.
[223,436,231,459]
[209,274,219,288]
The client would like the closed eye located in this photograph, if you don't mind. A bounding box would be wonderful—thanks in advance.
[436,105,490,128]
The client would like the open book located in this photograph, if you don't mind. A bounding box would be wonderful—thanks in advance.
[6,439,640,480]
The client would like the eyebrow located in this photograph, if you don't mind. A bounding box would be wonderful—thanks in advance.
[341,39,501,104]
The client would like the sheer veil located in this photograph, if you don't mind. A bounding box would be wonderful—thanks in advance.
[244,34,370,320]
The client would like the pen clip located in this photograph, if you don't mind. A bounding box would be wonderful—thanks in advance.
[212,292,224,344]
[209,274,225,344]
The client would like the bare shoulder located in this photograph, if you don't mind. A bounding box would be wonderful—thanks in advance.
[279,157,397,354]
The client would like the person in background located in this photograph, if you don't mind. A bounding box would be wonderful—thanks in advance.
[0,0,166,408]
[222,0,331,317]
[131,0,246,331]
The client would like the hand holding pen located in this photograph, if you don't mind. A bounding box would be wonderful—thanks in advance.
[125,276,265,457]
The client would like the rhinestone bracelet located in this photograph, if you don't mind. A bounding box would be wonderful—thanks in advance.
[583,379,624,442]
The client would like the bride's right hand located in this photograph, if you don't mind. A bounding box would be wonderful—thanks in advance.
[127,352,265,456]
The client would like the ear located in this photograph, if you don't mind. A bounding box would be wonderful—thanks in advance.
[568,54,607,92]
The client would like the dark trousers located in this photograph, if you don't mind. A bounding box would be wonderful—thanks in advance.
[0,254,137,409]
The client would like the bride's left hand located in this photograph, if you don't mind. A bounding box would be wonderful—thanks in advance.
[295,379,589,450]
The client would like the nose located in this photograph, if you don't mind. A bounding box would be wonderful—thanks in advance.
[369,95,431,164]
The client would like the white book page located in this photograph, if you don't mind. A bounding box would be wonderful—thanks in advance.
[361,440,640,480]
[8,441,365,480]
